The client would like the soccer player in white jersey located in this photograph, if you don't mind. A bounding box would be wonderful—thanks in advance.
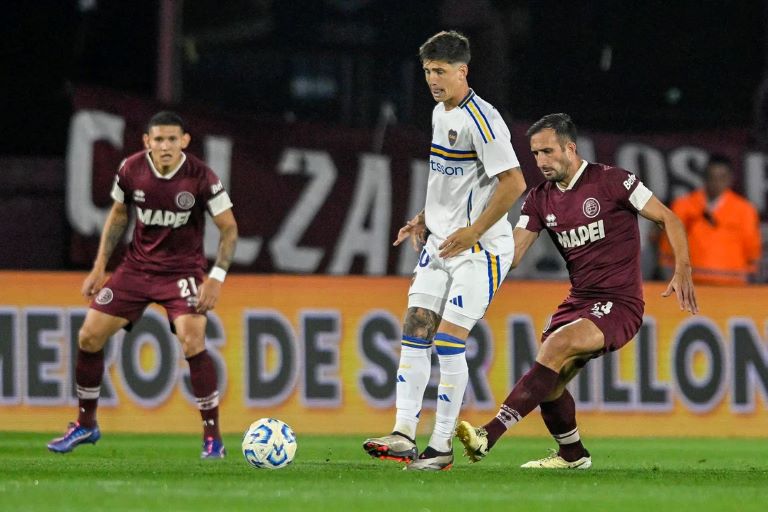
[363,30,527,471]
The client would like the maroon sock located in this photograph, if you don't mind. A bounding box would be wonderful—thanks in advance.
[187,350,221,440]
[484,362,559,448]
[76,349,104,428]
[540,389,587,462]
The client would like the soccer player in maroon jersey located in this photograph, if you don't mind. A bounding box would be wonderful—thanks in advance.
[456,113,698,469]
[47,111,238,458]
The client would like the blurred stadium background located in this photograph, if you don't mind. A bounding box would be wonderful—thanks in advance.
[1,0,767,439]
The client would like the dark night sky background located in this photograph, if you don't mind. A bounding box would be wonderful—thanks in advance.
[2,0,766,156]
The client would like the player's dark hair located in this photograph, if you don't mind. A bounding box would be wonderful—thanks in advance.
[419,30,471,64]
[706,153,732,170]
[526,113,578,146]
[146,111,187,134]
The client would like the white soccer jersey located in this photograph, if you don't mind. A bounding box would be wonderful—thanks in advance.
[425,89,520,255]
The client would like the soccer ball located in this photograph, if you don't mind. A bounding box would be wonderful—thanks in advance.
[241,418,297,469]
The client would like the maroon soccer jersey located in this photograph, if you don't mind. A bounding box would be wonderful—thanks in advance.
[518,162,652,304]
[110,151,233,275]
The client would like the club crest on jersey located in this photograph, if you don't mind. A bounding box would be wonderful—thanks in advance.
[95,287,114,305]
[582,197,601,218]
[133,190,146,202]
[175,191,195,210]
[448,129,458,146]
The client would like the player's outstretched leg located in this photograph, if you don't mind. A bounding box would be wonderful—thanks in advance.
[363,432,417,463]
[455,420,489,463]
[47,422,101,453]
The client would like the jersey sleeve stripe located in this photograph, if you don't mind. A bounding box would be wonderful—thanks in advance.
[470,99,496,140]
[208,191,234,216]
[463,104,489,143]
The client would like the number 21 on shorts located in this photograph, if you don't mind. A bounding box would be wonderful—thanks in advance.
[177,277,199,298]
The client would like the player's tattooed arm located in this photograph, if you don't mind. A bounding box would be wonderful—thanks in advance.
[196,209,238,312]
[211,208,239,271]
[94,202,129,269]
[403,307,440,340]
[82,201,129,299]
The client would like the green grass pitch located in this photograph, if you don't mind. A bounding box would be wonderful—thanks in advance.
[2,432,767,511]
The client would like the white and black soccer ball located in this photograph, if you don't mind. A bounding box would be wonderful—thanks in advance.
[241,418,297,469]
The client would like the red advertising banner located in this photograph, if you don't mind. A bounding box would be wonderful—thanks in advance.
[66,87,768,276]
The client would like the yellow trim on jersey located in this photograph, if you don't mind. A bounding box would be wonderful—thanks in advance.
[430,146,478,160]
[466,101,493,142]
[458,89,476,108]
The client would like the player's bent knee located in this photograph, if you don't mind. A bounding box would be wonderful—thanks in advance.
[537,333,572,368]
[403,307,440,339]
[177,334,206,358]
[78,327,108,352]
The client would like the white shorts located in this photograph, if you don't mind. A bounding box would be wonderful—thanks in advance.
[407,235,513,330]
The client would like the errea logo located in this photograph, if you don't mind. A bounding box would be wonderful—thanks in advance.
[623,173,637,190]
[545,214,557,227]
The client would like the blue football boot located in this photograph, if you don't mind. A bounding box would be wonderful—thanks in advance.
[47,422,101,453]
[201,436,226,459]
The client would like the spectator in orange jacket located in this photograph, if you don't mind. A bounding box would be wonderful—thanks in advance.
[659,154,761,285]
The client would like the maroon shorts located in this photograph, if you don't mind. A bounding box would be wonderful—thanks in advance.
[541,295,644,356]
[91,265,205,330]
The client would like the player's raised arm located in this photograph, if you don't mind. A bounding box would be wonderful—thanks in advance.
[196,209,238,313]
[439,168,526,258]
[82,201,129,299]
[639,195,698,315]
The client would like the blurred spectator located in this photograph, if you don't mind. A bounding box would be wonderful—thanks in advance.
[659,154,761,285]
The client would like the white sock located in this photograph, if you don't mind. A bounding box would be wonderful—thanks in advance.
[428,353,468,452]
[393,343,432,440]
